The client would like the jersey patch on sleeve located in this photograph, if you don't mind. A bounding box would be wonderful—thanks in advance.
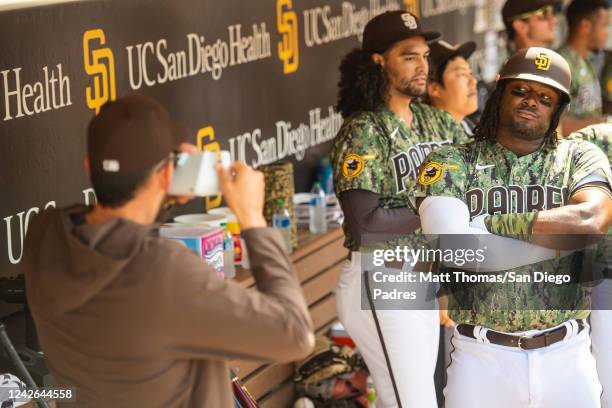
[418,162,459,185]
[341,153,376,179]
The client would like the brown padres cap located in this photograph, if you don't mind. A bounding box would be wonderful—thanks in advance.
[87,94,187,175]
[502,0,561,24]
[499,47,571,103]
[429,40,477,80]
[362,10,440,53]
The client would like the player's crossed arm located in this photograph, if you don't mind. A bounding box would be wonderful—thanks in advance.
[483,141,612,250]
[415,146,567,272]
[527,185,612,250]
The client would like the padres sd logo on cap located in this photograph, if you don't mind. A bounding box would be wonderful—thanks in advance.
[342,154,376,179]
[418,162,458,185]
[401,13,418,29]
[535,52,551,71]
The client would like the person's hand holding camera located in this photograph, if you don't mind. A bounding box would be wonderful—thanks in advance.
[217,161,267,230]
[164,143,199,206]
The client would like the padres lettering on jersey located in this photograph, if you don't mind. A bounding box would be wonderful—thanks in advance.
[331,103,468,251]
[466,184,568,218]
[418,138,612,332]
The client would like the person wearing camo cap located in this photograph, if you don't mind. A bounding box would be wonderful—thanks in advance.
[502,0,560,52]
[417,47,612,408]
[331,9,468,408]
[426,40,479,137]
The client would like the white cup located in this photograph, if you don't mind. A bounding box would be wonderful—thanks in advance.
[169,150,231,196]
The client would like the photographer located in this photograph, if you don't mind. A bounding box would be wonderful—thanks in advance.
[22,94,314,407]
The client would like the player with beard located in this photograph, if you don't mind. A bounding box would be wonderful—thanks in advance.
[417,48,612,407]
[331,10,468,408]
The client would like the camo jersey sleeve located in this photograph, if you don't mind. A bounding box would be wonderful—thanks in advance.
[484,212,536,242]
[415,144,469,200]
[331,114,389,196]
[567,123,612,164]
[567,139,612,194]
[485,139,612,241]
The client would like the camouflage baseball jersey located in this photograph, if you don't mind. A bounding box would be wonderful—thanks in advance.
[558,45,603,118]
[568,123,611,163]
[484,125,611,240]
[331,102,469,251]
[418,138,612,332]
[568,124,612,280]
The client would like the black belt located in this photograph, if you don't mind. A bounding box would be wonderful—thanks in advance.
[456,320,585,350]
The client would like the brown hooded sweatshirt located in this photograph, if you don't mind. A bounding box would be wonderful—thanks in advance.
[22,205,314,407]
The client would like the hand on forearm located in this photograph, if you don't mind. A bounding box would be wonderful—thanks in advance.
[530,189,610,249]
[484,212,535,242]
[530,204,608,250]
[420,196,564,272]
[485,188,612,250]
[485,209,596,250]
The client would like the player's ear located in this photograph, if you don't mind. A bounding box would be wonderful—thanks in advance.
[371,52,385,68]
[512,19,528,38]
[579,18,592,36]
[427,81,442,99]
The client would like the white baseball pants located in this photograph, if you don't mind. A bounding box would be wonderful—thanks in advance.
[444,320,602,408]
[335,252,440,408]
[591,279,612,408]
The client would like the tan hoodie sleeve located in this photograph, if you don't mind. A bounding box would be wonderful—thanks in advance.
[160,227,315,362]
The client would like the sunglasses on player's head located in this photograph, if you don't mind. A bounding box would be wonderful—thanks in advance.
[510,5,555,22]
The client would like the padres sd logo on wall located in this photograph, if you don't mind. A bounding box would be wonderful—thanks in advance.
[197,126,223,209]
[535,52,551,71]
[418,162,458,185]
[403,0,420,17]
[342,154,376,179]
[83,29,116,114]
[277,0,299,74]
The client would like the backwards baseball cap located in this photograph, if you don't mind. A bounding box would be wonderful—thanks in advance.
[502,0,561,24]
[429,40,477,81]
[362,10,440,53]
[87,94,187,175]
[498,47,571,103]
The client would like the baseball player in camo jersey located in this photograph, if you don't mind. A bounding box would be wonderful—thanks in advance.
[417,47,612,408]
[558,0,610,135]
[569,123,612,408]
[331,10,468,408]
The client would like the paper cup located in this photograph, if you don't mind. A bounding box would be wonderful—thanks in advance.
[174,213,228,228]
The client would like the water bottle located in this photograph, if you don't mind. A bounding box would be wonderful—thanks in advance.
[272,200,293,254]
[221,223,236,279]
[318,157,334,195]
[367,375,377,408]
[309,181,327,234]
